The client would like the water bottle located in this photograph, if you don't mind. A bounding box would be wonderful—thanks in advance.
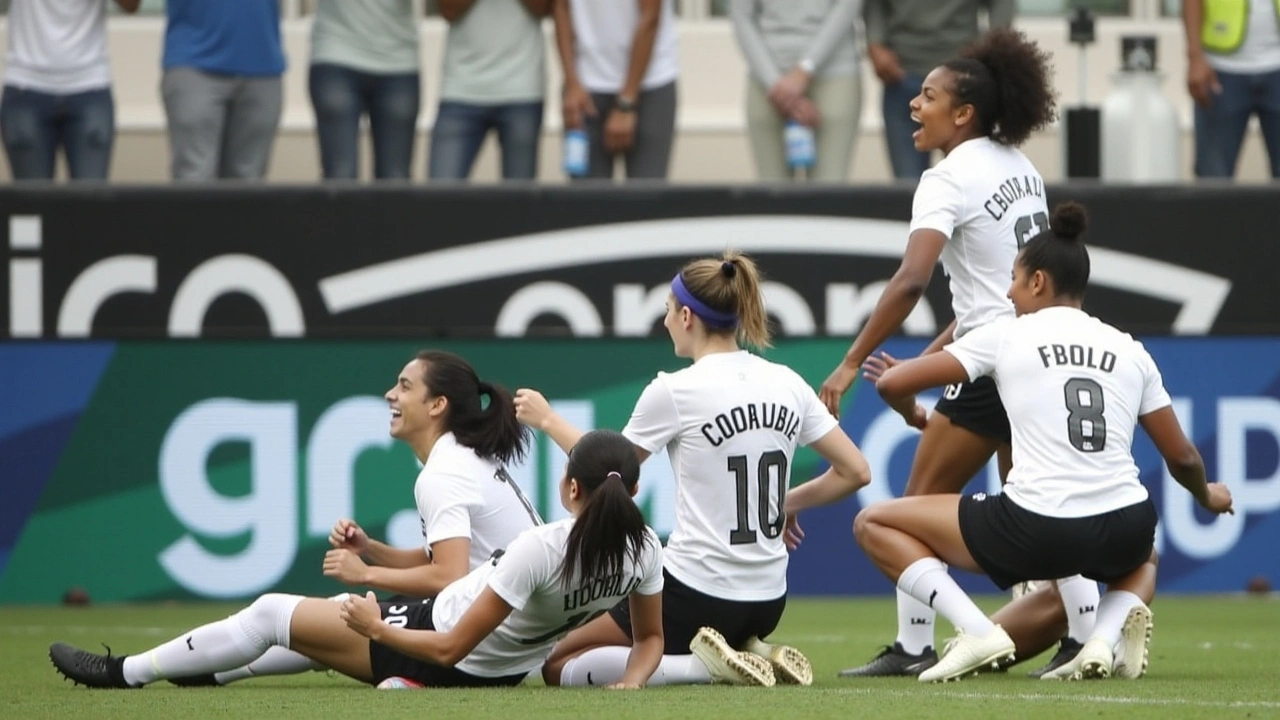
[563,128,589,178]
[784,120,816,171]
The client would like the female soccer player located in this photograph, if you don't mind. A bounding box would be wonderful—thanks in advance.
[175,349,543,686]
[855,202,1234,682]
[817,28,1098,678]
[51,430,666,690]
[515,251,873,687]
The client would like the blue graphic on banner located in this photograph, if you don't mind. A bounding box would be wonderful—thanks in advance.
[786,338,1280,596]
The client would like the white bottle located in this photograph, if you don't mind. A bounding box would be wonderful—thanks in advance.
[784,121,816,171]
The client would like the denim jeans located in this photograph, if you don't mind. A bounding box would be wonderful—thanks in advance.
[0,85,114,180]
[881,72,932,181]
[1193,67,1280,179]
[428,101,543,181]
[309,63,420,180]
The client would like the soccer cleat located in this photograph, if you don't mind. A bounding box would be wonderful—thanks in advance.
[1028,638,1083,679]
[1112,603,1153,679]
[49,642,133,689]
[837,642,938,678]
[1041,637,1113,681]
[168,674,221,687]
[917,626,1015,683]
[1011,580,1041,601]
[743,636,813,686]
[689,627,776,687]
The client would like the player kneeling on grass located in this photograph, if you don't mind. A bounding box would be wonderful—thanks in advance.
[50,430,666,690]
[852,202,1235,683]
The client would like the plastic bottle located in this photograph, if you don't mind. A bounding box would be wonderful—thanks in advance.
[1100,37,1180,183]
[563,128,589,178]
[784,121,816,171]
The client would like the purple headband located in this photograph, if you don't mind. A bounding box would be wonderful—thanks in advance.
[671,273,739,329]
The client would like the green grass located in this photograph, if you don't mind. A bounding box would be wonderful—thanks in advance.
[2,596,1277,720]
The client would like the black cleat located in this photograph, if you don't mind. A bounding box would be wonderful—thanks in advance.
[49,642,133,689]
[168,674,221,687]
[837,642,939,677]
[1027,638,1083,679]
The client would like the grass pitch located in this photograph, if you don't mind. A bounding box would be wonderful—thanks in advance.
[2,595,1276,720]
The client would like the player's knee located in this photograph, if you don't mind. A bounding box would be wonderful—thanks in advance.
[240,593,305,645]
[852,506,878,546]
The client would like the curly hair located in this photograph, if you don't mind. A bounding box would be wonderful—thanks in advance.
[944,28,1058,147]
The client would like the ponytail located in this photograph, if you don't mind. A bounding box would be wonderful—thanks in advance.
[416,351,530,465]
[675,250,773,350]
[559,430,648,588]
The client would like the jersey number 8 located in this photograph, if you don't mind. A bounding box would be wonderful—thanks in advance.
[728,451,788,545]
[1064,378,1107,453]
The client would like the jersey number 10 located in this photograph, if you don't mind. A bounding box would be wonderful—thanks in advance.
[728,451,788,545]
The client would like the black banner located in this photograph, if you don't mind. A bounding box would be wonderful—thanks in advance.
[0,184,1273,339]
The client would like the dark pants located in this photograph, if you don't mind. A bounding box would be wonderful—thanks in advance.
[576,81,677,181]
[309,62,421,180]
[1193,67,1280,179]
[0,85,114,180]
[427,100,543,180]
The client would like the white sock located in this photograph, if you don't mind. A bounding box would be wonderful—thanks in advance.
[1055,575,1100,643]
[895,588,936,654]
[1091,590,1143,648]
[213,647,325,685]
[121,593,304,686]
[559,647,712,687]
[897,558,994,636]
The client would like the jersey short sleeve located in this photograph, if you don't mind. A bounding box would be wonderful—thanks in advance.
[943,317,1009,381]
[635,529,665,596]
[1135,343,1174,416]
[416,472,484,549]
[909,166,965,239]
[622,375,681,454]
[484,530,555,612]
[795,380,839,446]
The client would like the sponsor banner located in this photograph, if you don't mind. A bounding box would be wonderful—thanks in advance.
[2,338,1278,603]
[0,185,1269,339]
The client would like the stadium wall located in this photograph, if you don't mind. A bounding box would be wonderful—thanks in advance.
[1,184,1277,602]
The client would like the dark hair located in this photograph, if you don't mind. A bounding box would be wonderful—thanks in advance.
[416,350,529,466]
[559,429,649,588]
[943,28,1057,146]
[676,250,772,349]
[1018,202,1091,299]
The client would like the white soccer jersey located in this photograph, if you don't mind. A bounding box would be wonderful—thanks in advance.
[415,432,542,569]
[945,307,1171,518]
[911,137,1049,339]
[622,351,838,601]
[432,519,664,677]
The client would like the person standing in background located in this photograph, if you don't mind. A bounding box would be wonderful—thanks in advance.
[1184,0,1280,179]
[1,0,141,181]
[728,0,862,182]
[161,0,285,181]
[429,0,551,181]
[554,0,679,180]
[309,0,421,181]
[863,0,1014,181]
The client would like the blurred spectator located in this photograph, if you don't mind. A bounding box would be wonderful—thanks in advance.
[310,0,421,181]
[1184,0,1280,179]
[429,0,550,181]
[863,0,1014,180]
[1,0,140,181]
[161,0,285,181]
[729,0,862,182]
[554,0,679,180]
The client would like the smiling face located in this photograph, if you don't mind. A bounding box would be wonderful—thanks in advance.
[383,359,443,440]
[909,67,976,154]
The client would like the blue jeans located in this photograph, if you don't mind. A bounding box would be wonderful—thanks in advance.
[428,101,543,180]
[881,72,932,181]
[309,63,420,180]
[1193,67,1280,179]
[0,85,114,180]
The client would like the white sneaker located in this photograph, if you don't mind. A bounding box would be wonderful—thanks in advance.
[743,636,813,686]
[1112,603,1152,679]
[1043,637,1113,680]
[690,627,776,687]
[917,626,1015,683]
[1011,580,1040,601]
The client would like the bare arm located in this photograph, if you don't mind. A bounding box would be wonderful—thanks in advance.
[365,537,472,597]
[519,0,554,17]
[618,592,664,687]
[1138,406,1210,505]
[554,0,581,88]
[841,229,947,370]
[361,540,430,569]
[876,350,970,408]
[438,0,480,23]
[1183,0,1205,55]
[920,319,958,356]
[783,428,871,514]
[355,587,513,666]
[618,0,663,102]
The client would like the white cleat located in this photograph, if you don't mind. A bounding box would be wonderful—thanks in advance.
[690,627,776,687]
[917,626,1015,683]
[1112,603,1152,679]
[743,636,813,686]
[1043,637,1113,680]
